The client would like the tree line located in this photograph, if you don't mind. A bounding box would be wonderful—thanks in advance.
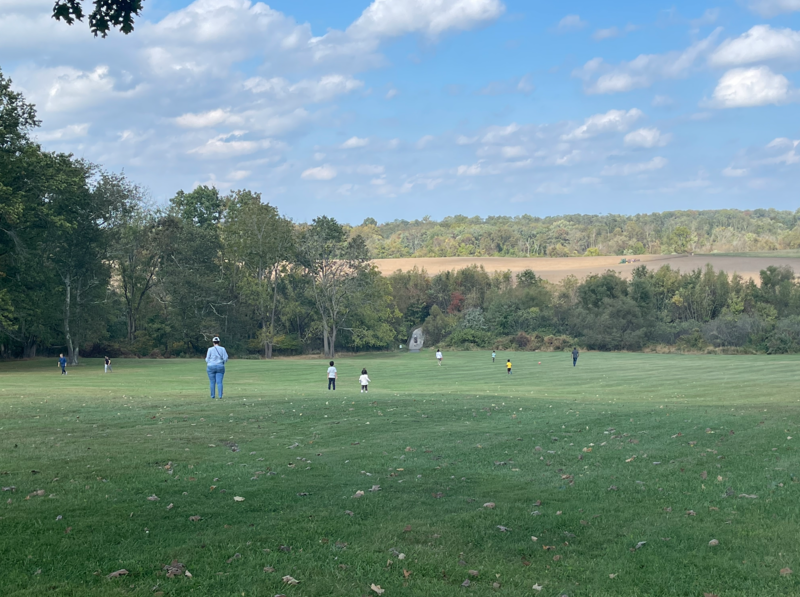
[4,68,800,361]
[353,210,800,259]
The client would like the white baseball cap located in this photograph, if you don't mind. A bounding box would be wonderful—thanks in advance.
[212,337,220,343]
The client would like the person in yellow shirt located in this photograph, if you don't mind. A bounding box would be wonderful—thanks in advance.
[506,359,512,375]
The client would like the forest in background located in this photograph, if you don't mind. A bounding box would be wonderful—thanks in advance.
[5,67,800,361]
[353,210,800,258]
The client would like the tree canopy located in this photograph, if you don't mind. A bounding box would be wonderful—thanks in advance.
[52,0,144,37]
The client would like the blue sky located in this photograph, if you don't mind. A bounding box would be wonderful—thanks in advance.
[2,0,800,223]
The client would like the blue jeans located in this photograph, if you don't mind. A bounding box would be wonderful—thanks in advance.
[207,365,225,398]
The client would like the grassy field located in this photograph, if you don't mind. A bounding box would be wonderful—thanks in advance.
[1,351,799,597]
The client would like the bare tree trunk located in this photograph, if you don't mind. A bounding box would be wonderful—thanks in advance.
[64,274,76,365]
[23,341,37,359]
[330,325,337,359]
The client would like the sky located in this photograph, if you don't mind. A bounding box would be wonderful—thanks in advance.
[1,0,800,224]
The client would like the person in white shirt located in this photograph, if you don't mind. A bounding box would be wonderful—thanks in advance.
[435,349,443,366]
[491,351,496,363]
[327,361,337,390]
[205,337,229,399]
[359,368,371,393]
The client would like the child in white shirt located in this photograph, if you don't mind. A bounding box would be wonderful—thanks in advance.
[359,368,371,393]
[327,361,337,390]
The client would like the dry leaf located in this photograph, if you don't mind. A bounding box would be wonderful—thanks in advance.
[703,593,719,597]
[163,560,186,578]
[233,496,245,502]
[403,568,412,579]
[483,502,496,509]
[531,536,538,542]
[226,553,241,564]
[106,569,128,579]
[166,503,173,510]
[686,510,697,516]
[264,566,275,573]
[553,555,562,562]
[345,510,354,516]
[282,575,299,585]
[353,490,365,498]
[709,539,719,546]
[189,515,201,522]
[701,471,708,480]
[493,582,501,588]
[609,573,617,579]
[781,568,793,576]
[497,525,512,532]
[146,495,159,501]
[370,485,381,492]
[468,570,479,577]
[532,583,543,591]
[461,580,471,587]
[739,494,758,499]
[403,525,412,532]
[631,541,647,551]
[370,583,385,595]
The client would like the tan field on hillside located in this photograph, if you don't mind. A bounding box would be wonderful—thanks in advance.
[371,254,800,284]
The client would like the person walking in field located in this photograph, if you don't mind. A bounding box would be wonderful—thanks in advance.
[205,336,228,399]
[327,361,337,390]
[492,350,496,363]
[436,349,443,366]
[58,354,67,375]
[104,356,112,373]
[359,368,370,393]
[506,359,512,375]
[572,347,579,367]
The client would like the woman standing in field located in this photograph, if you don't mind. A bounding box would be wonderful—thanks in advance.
[206,336,228,399]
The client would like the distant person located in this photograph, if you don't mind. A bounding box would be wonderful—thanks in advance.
[58,354,67,375]
[104,356,112,373]
[205,336,228,399]
[492,350,496,363]
[327,361,337,390]
[435,349,443,366]
[359,368,371,393]
[572,347,579,367]
[506,359,512,375]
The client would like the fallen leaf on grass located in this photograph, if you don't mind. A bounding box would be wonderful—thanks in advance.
[663,507,672,512]
[609,573,617,578]
[370,485,381,492]
[739,494,758,499]
[163,560,187,578]
[608,486,618,491]
[432,492,444,499]
[493,582,501,588]
[106,569,128,579]
[147,495,159,501]
[226,553,241,564]
[27,490,45,499]
[461,580,471,587]
[370,583,385,595]
[468,570,479,577]
[283,575,299,585]
[189,515,201,522]
[264,566,275,573]
[531,536,538,542]
[353,490,365,498]
[497,525,512,532]
[553,555,562,562]
[781,568,792,576]
[625,456,636,463]
[701,471,707,480]
[65,527,72,534]
[403,525,411,532]
[709,539,719,546]
[630,541,647,552]
[280,545,292,553]
[703,593,719,597]
[686,510,697,516]
[166,503,173,511]
[345,510,354,517]
[483,502,496,509]
[403,569,412,579]
[532,583,543,591]
[297,492,309,497]
[233,496,245,502]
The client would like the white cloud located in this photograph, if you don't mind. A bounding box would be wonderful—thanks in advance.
[562,108,644,140]
[35,123,90,142]
[341,136,370,148]
[314,152,326,160]
[301,164,338,180]
[481,123,520,143]
[385,88,399,99]
[189,133,279,158]
[501,146,527,158]
[556,15,587,32]
[574,30,721,94]
[593,27,619,41]
[456,135,479,145]
[710,66,796,108]
[709,26,800,68]
[457,162,484,176]
[175,108,238,128]
[417,135,435,149]
[244,74,364,102]
[764,137,800,164]
[690,8,720,28]
[477,73,534,95]
[229,170,252,181]
[356,164,385,175]
[346,0,505,39]
[624,127,671,148]
[723,166,749,177]
[602,156,667,176]
[652,94,675,107]
[748,0,800,17]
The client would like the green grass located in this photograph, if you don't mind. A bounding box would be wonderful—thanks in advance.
[1,351,800,596]
[697,250,800,258]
